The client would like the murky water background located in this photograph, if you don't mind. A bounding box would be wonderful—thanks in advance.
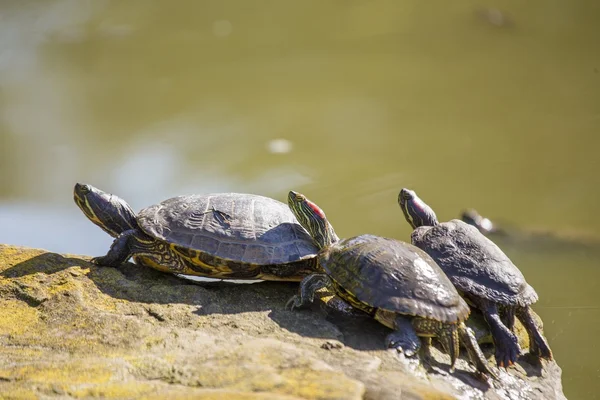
[1,1,599,398]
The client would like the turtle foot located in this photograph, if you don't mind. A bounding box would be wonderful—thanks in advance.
[286,294,315,311]
[515,306,553,361]
[91,256,114,267]
[286,295,304,311]
[529,333,553,361]
[494,335,520,368]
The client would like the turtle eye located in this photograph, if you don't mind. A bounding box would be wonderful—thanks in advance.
[295,193,305,202]
[400,189,413,200]
[76,183,91,194]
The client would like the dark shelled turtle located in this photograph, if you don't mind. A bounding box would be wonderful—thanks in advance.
[461,209,502,236]
[73,183,319,281]
[286,191,496,379]
[462,208,600,254]
[399,188,553,367]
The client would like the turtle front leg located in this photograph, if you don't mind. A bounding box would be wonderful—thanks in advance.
[471,297,520,367]
[458,322,499,380]
[515,306,553,360]
[92,229,138,266]
[286,274,331,310]
[382,313,421,357]
[92,229,155,267]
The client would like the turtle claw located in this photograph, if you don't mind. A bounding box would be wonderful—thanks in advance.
[286,295,302,311]
[492,330,520,368]
[496,350,517,369]
[91,255,121,267]
[286,294,314,311]
[90,256,107,266]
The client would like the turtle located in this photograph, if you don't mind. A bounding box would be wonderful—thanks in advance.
[398,188,553,367]
[285,191,496,378]
[461,209,500,236]
[462,208,600,253]
[73,183,320,281]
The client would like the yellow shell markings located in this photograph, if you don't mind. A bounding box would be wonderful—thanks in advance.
[136,240,257,278]
[329,277,375,315]
[136,255,180,274]
[170,244,238,276]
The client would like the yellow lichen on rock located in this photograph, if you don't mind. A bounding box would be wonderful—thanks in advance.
[280,368,366,399]
[0,245,45,273]
[0,362,113,385]
[0,300,40,336]
[0,244,566,400]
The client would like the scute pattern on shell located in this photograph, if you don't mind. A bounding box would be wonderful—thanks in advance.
[411,219,538,306]
[320,235,469,324]
[136,193,318,265]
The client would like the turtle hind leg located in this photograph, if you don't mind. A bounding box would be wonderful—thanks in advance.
[383,313,420,357]
[286,274,331,310]
[472,297,520,367]
[515,306,553,360]
[458,322,499,380]
[500,305,516,332]
[92,229,155,267]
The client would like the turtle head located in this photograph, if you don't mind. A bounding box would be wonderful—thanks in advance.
[461,209,495,234]
[398,188,439,229]
[288,191,339,250]
[74,183,138,238]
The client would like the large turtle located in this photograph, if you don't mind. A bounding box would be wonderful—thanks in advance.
[285,191,496,378]
[73,183,319,281]
[399,188,553,367]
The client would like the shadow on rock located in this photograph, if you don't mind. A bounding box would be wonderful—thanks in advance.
[268,298,397,351]
[515,353,544,377]
[1,252,83,278]
[3,252,299,313]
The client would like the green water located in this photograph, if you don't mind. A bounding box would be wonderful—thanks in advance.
[1,1,599,398]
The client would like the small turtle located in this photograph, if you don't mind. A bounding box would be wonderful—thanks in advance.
[462,208,600,253]
[73,183,319,281]
[399,188,553,367]
[461,209,500,236]
[286,191,496,378]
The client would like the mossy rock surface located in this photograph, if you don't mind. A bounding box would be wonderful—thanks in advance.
[0,244,565,399]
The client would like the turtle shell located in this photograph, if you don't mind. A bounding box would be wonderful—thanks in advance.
[136,193,318,265]
[411,219,538,306]
[320,234,469,324]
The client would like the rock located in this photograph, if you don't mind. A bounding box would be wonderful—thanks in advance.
[0,244,566,399]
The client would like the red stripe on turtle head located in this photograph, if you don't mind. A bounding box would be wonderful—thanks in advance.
[306,199,326,219]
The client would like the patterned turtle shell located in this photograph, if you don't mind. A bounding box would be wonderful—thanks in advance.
[136,193,319,279]
[411,220,538,306]
[319,234,470,323]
